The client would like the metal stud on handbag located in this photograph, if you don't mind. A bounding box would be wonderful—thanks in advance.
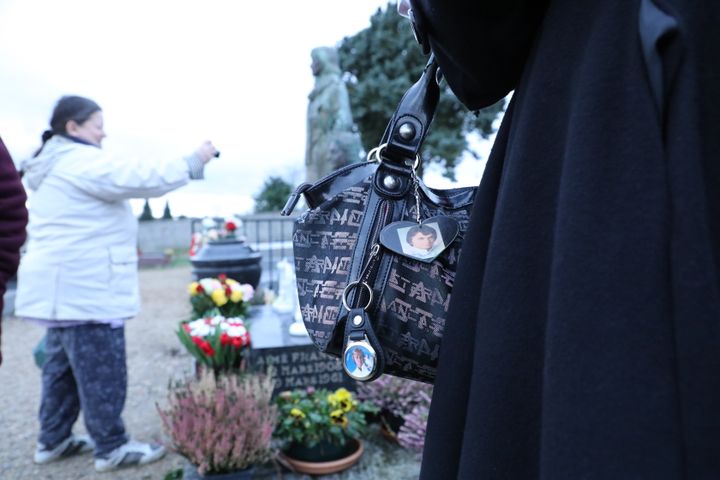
[281,57,476,384]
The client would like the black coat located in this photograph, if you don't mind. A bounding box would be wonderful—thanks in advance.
[411,0,720,478]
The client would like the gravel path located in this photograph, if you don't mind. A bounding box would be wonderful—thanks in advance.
[0,265,196,480]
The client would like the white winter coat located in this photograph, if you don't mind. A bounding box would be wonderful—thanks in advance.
[15,136,194,321]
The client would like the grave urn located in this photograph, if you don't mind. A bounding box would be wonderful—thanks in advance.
[191,238,262,288]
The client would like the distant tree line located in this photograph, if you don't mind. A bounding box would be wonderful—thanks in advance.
[138,200,173,221]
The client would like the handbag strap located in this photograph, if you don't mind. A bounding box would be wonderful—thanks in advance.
[378,55,440,165]
[281,56,441,215]
[344,58,442,381]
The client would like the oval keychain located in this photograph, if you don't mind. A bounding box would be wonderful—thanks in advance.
[343,335,378,381]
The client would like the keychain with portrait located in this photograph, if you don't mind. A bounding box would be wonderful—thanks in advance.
[379,160,459,263]
[343,338,378,381]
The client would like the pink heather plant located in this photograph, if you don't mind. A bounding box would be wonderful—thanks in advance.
[397,389,432,455]
[157,370,276,475]
[356,375,433,419]
[357,376,433,451]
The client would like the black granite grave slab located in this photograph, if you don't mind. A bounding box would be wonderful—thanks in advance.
[247,305,356,395]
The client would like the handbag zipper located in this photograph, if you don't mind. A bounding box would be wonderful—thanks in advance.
[350,200,392,310]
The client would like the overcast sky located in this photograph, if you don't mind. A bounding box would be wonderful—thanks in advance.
[0,0,491,218]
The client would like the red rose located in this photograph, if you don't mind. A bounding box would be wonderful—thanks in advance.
[192,336,203,346]
[220,333,231,346]
[196,284,205,294]
[218,273,227,282]
[225,221,237,232]
[225,285,232,296]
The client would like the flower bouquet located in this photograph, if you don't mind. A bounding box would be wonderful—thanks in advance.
[203,216,242,242]
[188,275,254,320]
[189,217,243,257]
[177,315,251,372]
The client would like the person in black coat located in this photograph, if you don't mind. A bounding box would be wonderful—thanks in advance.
[406,0,720,478]
[0,138,29,366]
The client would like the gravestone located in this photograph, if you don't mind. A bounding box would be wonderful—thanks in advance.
[248,305,355,396]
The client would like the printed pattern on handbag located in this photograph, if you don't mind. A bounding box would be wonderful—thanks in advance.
[293,176,372,353]
[375,200,473,383]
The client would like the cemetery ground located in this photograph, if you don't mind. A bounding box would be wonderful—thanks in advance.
[0,264,421,480]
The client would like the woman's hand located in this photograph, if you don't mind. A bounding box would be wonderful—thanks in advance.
[194,141,219,164]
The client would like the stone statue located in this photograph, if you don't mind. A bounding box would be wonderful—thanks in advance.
[305,46,363,183]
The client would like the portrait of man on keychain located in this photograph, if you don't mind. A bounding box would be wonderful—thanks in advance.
[344,345,375,379]
[399,223,445,260]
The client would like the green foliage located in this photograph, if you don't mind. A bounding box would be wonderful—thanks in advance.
[138,199,154,221]
[162,201,173,219]
[274,387,378,449]
[254,176,293,213]
[338,2,504,180]
[163,469,182,480]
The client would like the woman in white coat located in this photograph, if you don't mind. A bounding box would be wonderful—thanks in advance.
[15,95,218,473]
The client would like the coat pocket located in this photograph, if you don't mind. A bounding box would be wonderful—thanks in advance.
[15,260,60,319]
[109,246,138,298]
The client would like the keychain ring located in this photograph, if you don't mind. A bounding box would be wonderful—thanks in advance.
[342,281,374,311]
[372,143,420,170]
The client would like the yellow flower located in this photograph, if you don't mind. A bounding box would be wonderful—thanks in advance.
[211,288,228,306]
[331,388,353,411]
[330,409,348,427]
[340,398,353,412]
[188,282,200,296]
[335,388,352,402]
[290,408,306,419]
[230,289,243,303]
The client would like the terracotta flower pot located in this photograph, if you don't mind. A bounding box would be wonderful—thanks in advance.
[379,411,404,443]
[278,438,364,475]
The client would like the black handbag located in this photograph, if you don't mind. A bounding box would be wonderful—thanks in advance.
[281,58,476,384]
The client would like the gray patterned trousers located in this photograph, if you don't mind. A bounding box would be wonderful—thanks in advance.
[39,324,129,456]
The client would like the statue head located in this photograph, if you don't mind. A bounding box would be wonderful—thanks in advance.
[311,46,341,77]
